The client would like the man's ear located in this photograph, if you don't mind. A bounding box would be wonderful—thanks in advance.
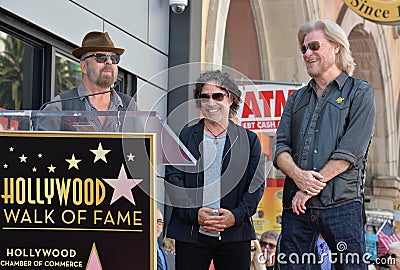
[80,60,86,74]
[334,45,340,54]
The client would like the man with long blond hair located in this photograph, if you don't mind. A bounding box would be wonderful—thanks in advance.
[274,19,375,270]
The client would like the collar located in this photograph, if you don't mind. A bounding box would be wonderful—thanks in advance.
[77,84,124,108]
[308,71,349,92]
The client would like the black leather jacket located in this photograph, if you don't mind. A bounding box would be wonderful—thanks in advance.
[273,73,376,209]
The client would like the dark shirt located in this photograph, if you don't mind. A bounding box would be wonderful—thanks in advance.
[273,72,376,209]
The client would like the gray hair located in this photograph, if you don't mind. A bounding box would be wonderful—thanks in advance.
[260,230,279,241]
[298,19,355,76]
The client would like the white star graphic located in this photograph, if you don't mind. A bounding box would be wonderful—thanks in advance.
[48,164,56,173]
[38,153,43,158]
[90,143,111,163]
[127,153,135,161]
[32,167,37,172]
[103,164,143,205]
[19,154,27,163]
[9,147,14,152]
[3,164,8,169]
[65,154,81,170]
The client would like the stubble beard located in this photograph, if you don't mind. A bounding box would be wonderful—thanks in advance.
[307,65,321,78]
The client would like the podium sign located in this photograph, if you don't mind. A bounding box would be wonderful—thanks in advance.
[0,132,156,269]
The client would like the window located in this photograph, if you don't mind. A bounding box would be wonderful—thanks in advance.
[0,29,44,110]
[53,51,82,96]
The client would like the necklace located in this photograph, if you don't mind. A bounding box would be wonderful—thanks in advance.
[204,124,226,145]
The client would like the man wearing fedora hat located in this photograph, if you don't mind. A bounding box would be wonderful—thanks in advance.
[39,31,136,131]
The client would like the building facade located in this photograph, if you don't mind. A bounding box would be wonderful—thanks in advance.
[200,0,400,216]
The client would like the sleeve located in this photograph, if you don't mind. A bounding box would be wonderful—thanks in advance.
[272,90,296,169]
[165,127,199,225]
[330,81,376,166]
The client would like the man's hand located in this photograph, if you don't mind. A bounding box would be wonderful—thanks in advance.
[293,170,325,195]
[198,208,235,232]
[276,152,325,195]
[218,208,235,228]
[292,191,312,215]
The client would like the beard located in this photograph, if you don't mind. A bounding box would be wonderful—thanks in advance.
[87,65,116,89]
[307,66,321,78]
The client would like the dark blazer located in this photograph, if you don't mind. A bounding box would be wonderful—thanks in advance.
[165,119,265,243]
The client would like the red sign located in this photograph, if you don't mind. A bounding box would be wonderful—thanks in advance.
[237,84,303,132]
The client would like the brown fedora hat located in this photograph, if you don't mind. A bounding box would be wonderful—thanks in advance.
[72,31,125,59]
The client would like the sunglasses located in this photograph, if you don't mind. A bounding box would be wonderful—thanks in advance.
[260,241,276,249]
[250,246,256,252]
[386,253,397,259]
[83,53,121,64]
[198,92,228,102]
[156,219,164,225]
[300,41,322,54]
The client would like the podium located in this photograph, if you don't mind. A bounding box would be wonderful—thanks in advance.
[0,110,195,269]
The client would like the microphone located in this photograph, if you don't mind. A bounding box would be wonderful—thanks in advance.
[39,81,120,110]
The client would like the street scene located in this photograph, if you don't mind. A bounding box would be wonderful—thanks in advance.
[1,1,400,269]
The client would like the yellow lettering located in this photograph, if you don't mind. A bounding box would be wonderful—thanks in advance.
[133,211,142,226]
[61,209,75,224]
[93,210,102,224]
[3,209,20,223]
[27,178,35,204]
[16,178,25,204]
[96,178,105,206]
[118,211,130,225]
[84,178,94,205]
[1,178,14,204]
[56,178,71,206]
[104,211,115,225]
[77,209,86,224]
[36,178,45,204]
[72,178,83,205]
[20,209,32,223]
[44,178,54,204]
[45,209,55,224]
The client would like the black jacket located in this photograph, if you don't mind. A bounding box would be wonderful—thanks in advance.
[165,119,265,243]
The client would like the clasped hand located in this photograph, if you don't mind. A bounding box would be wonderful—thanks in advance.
[198,207,235,232]
[292,170,326,215]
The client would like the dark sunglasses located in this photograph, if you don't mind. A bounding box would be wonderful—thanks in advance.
[260,241,276,249]
[386,253,397,259]
[300,41,322,54]
[198,92,228,102]
[83,53,121,64]
[250,246,256,252]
